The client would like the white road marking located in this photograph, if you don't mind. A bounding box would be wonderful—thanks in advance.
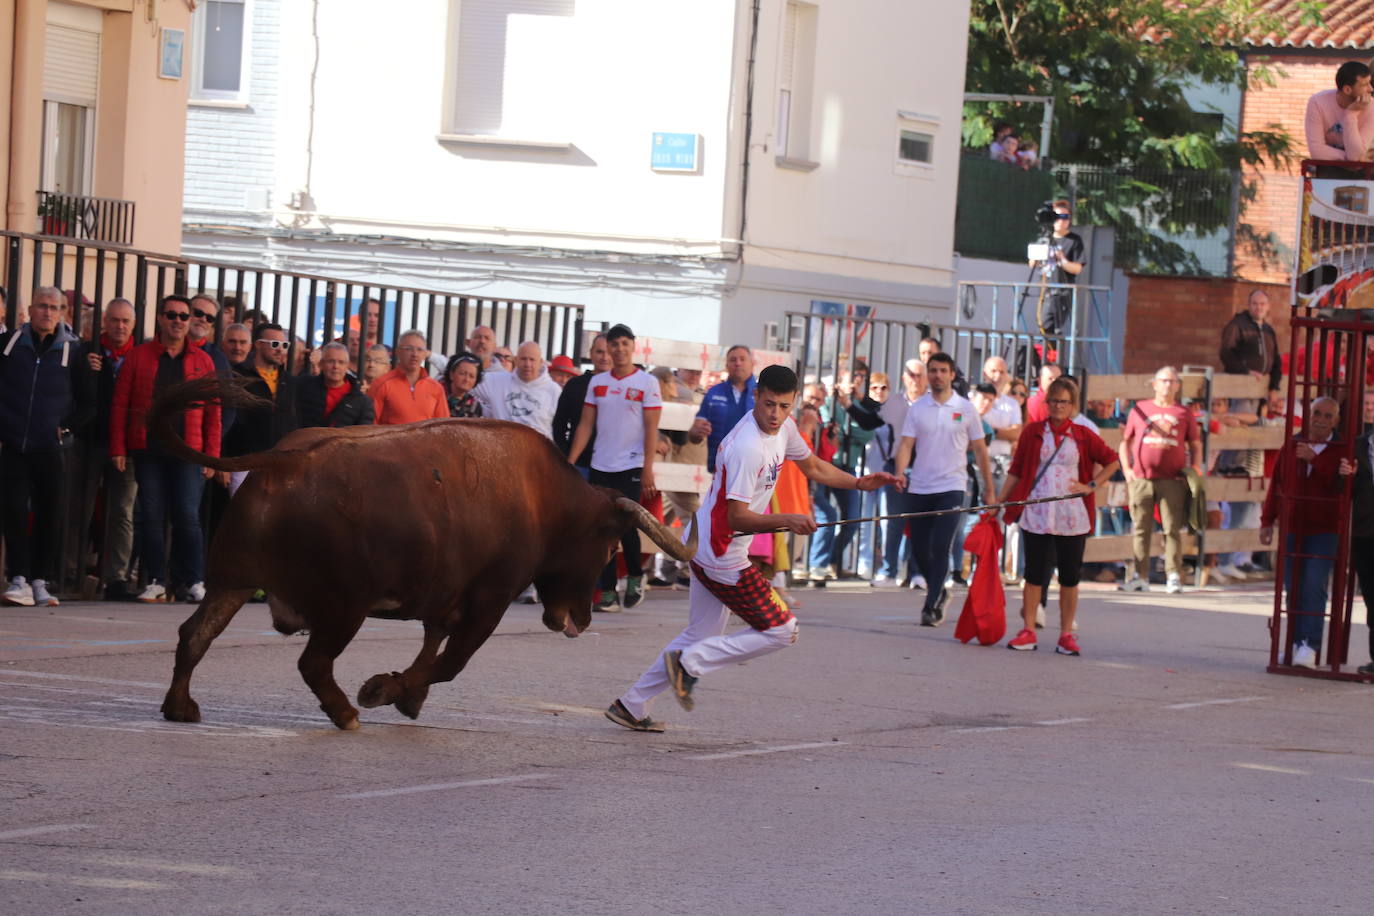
[1165,696,1267,710]
[1345,777,1374,786]
[84,855,245,876]
[0,868,169,890]
[1090,661,1139,670]
[1035,717,1091,726]
[1233,762,1308,775]
[341,773,554,799]
[0,669,164,689]
[952,726,1025,734]
[0,824,90,841]
[689,741,847,760]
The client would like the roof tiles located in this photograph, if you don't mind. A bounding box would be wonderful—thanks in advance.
[1140,1,1374,50]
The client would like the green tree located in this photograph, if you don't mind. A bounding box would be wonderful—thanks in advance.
[965,0,1327,275]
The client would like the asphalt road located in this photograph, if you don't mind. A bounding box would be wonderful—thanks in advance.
[1,580,1370,915]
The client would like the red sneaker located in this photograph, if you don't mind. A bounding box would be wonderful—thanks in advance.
[1007,628,1037,651]
[1056,633,1081,656]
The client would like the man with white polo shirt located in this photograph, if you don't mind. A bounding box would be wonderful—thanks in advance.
[568,323,662,611]
[604,364,901,731]
[894,352,998,627]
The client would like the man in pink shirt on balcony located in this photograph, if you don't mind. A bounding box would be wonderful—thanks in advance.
[1305,61,1374,161]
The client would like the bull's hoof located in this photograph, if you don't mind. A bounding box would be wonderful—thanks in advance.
[395,686,430,720]
[357,672,402,708]
[161,694,201,723]
[323,702,361,731]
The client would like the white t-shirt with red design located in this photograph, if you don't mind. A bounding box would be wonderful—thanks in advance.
[692,414,812,583]
[584,367,663,472]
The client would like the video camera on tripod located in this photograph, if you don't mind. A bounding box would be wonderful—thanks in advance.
[1026,200,1062,272]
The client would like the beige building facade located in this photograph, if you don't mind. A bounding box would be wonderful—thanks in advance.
[1,0,191,267]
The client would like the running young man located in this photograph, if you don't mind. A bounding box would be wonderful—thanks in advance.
[605,365,901,730]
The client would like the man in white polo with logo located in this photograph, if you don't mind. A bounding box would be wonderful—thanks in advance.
[568,323,661,611]
[894,351,998,627]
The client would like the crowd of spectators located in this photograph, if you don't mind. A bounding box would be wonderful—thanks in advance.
[2,282,1371,673]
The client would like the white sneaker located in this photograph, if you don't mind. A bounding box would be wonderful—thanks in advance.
[137,582,167,603]
[857,565,874,580]
[1217,564,1243,580]
[3,576,34,607]
[908,574,928,591]
[187,582,206,603]
[31,579,58,607]
[871,576,901,589]
[1165,573,1183,594]
[1291,642,1318,669]
[1118,575,1147,592]
[516,584,537,604]
[1207,568,1230,585]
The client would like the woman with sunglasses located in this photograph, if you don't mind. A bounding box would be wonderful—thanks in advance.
[997,376,1119,655]
[443,352,484,418]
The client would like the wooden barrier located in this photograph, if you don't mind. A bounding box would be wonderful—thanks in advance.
[1086,373,1268,403]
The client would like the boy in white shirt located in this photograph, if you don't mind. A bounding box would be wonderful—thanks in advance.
[568,324,661,611]
[605,365,900,731]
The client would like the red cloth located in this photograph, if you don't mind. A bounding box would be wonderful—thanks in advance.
[690,561,794,631]
[109,340,222,457]
[99,333,134,360]
[1003,419,1118,523]
[1026,391,1048,423]
[954,516,1006,646]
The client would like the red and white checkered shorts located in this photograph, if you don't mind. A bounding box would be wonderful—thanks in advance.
[690,562,795,631]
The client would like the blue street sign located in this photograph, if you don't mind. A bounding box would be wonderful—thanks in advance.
[651,132,700,172]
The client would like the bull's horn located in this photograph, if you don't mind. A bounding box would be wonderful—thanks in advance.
[616,497,697,562]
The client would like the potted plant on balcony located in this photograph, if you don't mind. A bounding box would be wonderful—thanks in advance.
[37,195,79,236]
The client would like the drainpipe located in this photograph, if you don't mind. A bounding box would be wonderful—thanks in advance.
[8,0,43,242]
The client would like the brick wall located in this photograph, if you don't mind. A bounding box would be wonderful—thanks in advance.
[1122,274,1291,375]
[183,0,279,220]
[1235,51,1368,282]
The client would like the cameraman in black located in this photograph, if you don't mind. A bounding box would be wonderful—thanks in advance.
[1029,199,1085,337]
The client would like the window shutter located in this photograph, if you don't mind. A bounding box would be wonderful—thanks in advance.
[781,1,798,91]
[44,25,100,105]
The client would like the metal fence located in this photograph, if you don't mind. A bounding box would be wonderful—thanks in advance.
[0,231,586,372]
[1053,163,1237,277]
[36,191,136,246]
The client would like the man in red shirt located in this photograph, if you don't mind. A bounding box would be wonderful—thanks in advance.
[1118,366,1203,594]
[1260,397,1352,669]
[370,330,447,425]
[1025,362,1062,423]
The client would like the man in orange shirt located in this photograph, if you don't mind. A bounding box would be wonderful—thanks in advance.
[370,330,447,425]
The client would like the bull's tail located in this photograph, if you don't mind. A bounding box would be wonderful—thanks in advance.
[146,376,302,473]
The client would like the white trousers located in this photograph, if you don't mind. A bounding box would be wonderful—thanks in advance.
[619,571,798,719]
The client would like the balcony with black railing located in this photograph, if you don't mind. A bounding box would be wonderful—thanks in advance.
[36,190,136,246]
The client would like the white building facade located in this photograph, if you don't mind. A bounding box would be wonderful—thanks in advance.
[182,0,970,350]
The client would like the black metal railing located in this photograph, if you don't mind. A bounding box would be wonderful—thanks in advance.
[36,191,137,246]
[0,230,586,373]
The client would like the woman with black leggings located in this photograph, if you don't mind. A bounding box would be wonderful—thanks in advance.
[998,377,1119,655]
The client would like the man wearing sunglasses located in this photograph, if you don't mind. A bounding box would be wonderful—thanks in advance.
[223,322,298,496]
[109,295,222,604]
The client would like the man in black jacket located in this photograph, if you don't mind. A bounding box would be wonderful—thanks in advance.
[0,287,95,607]
[552,333,609,479]
[295,342,374,428]
[1219,289,1281,396]
[223,322,297,495]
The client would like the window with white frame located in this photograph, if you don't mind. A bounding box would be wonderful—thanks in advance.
[895,111,939,177]
[776,0,818,167]
[191,0,252,103]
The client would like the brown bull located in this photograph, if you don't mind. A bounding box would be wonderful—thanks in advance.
[148,378,694,730]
